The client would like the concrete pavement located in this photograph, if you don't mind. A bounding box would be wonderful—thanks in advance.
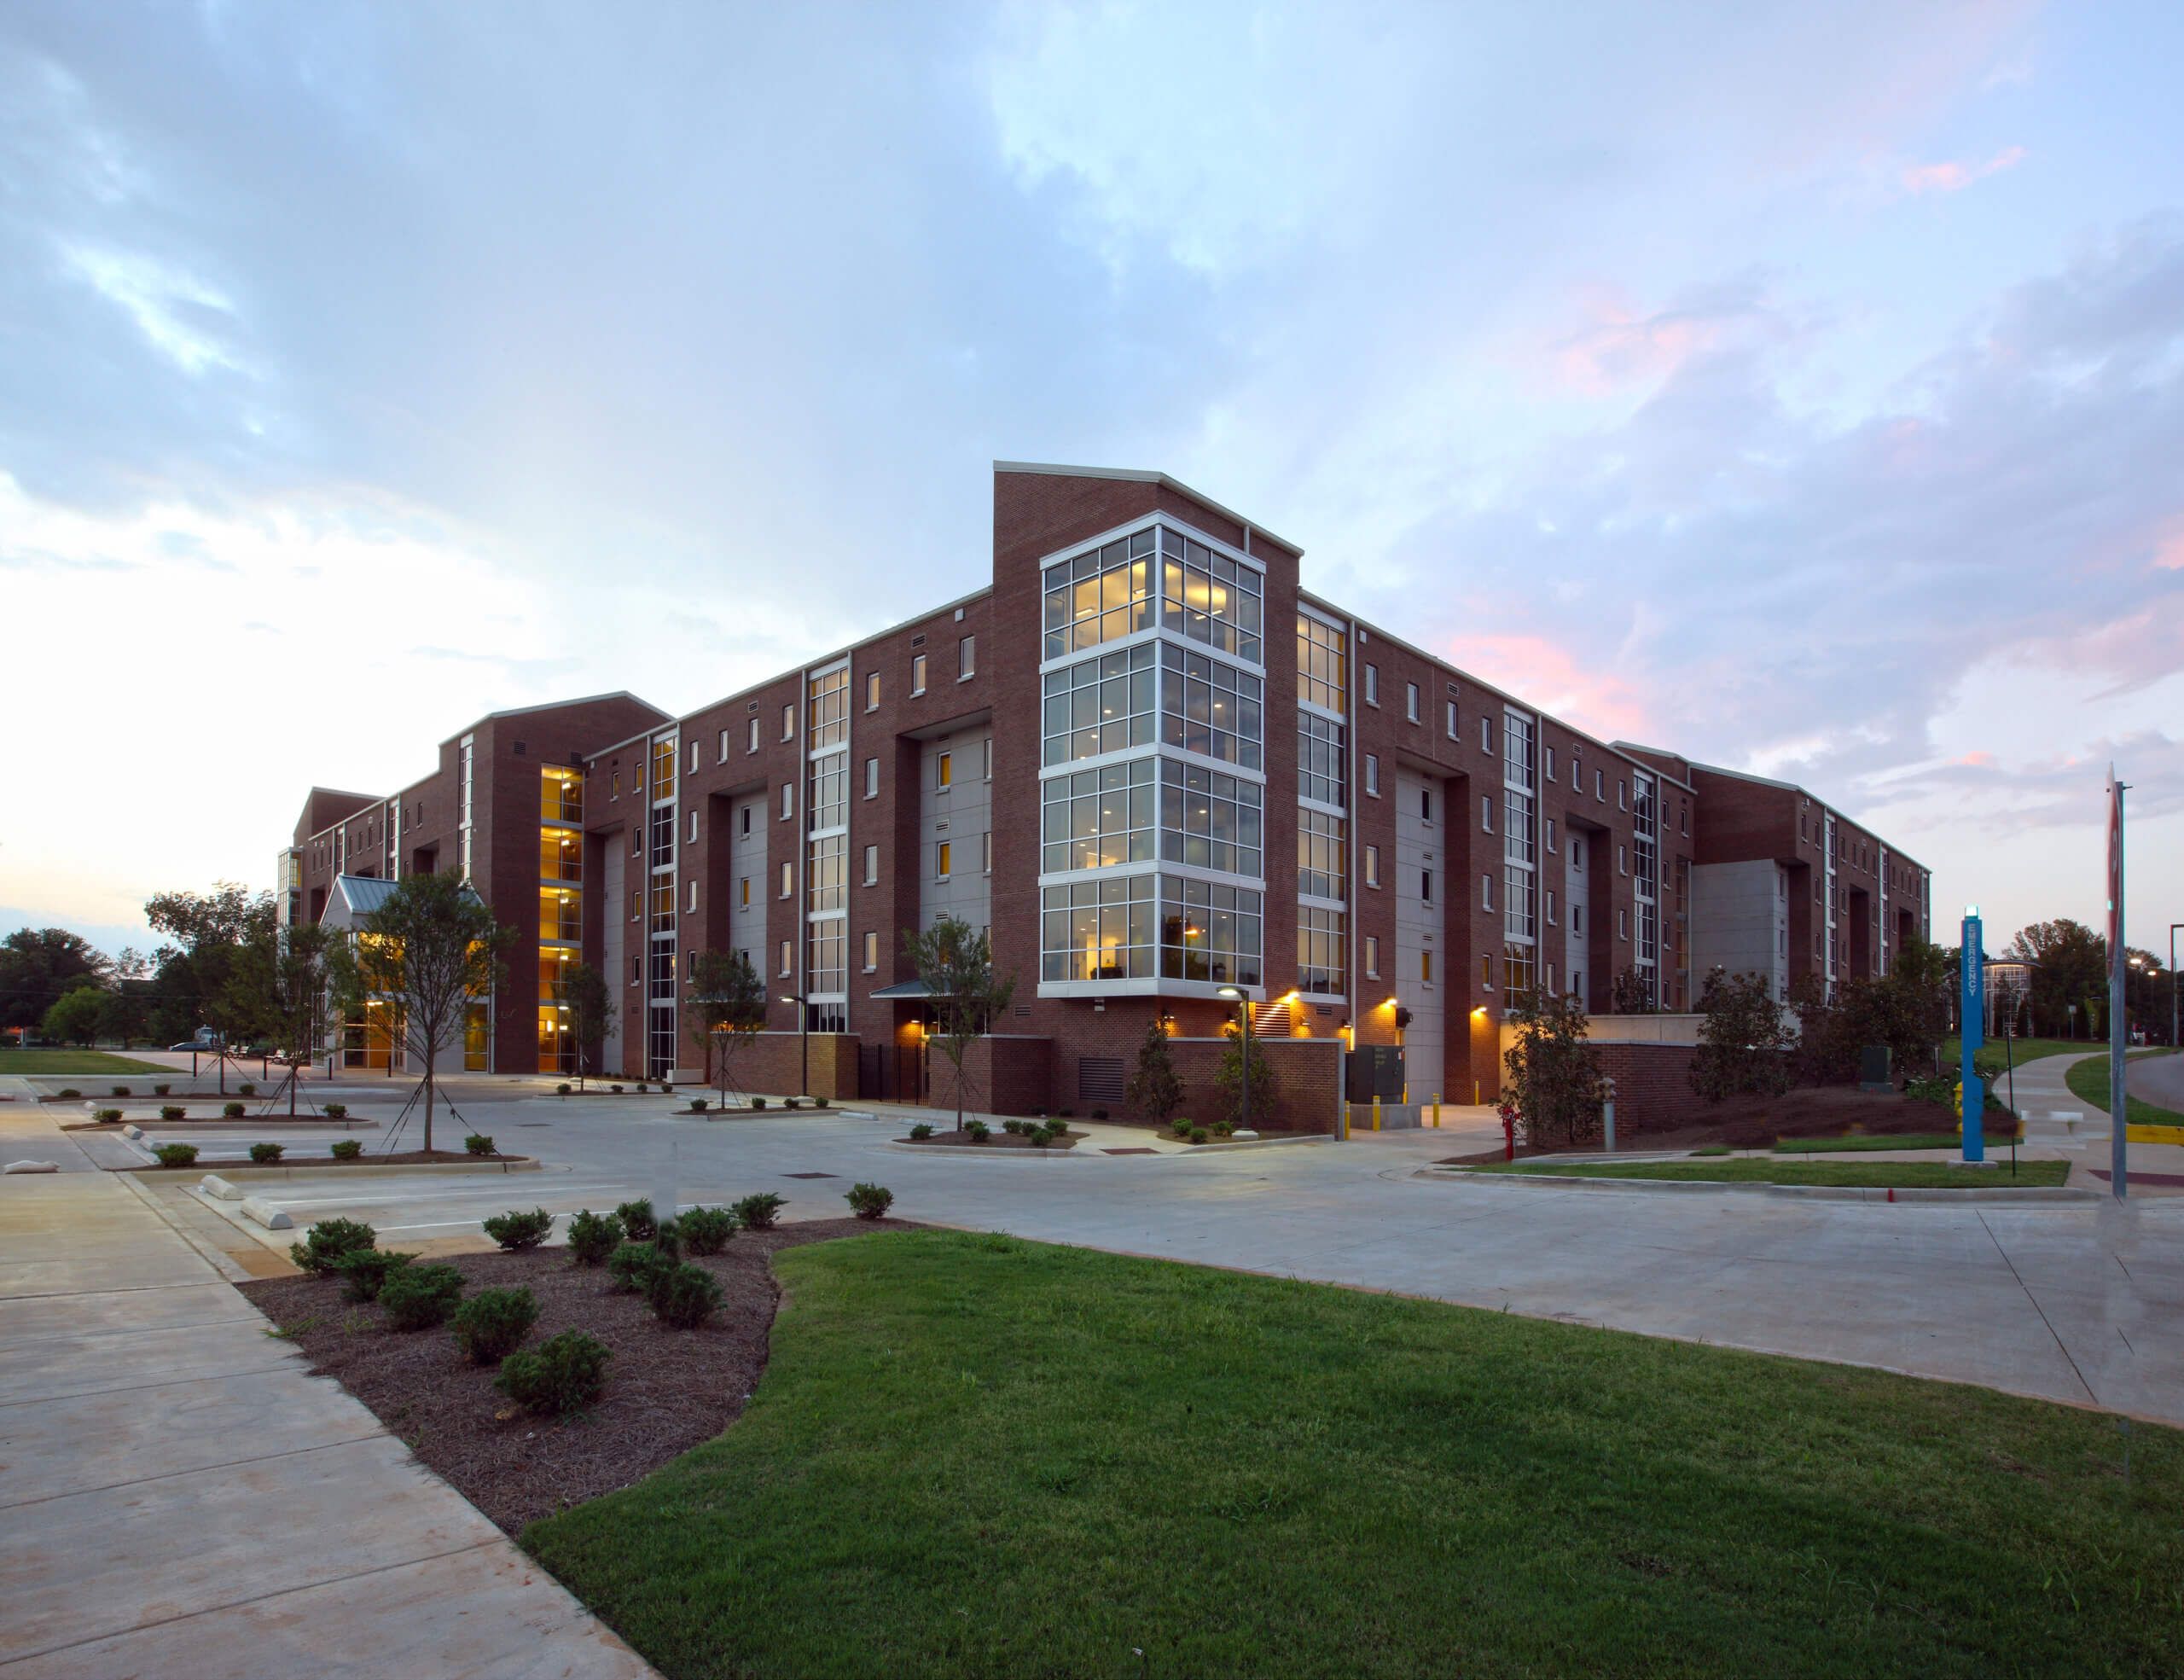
[192,1078,2184,1428]
[0,1107,654,1679]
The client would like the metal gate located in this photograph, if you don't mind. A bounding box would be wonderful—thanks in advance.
[859,1043,926,1102]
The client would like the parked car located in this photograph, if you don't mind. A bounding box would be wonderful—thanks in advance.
[168,1034,226,1053]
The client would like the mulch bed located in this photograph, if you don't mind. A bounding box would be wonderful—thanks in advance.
[237,1218,912,1535]
[902,1125,1085,1150]
[1440,1086,2010,1165]
[64,1116,374,1131]
[125,1149,528,1171]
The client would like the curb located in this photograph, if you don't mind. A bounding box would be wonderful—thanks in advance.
[1421,1168,2097,1203]
[131,1157,543,1180]
[239,1195,293,1229]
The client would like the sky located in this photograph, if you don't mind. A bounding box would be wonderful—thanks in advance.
[2,0,2180,966]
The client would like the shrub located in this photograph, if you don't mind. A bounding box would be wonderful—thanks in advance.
[813,1096,829,1108]
[556,1083,572,1096]
[636,1080,648,1093]
[112,1084,131,1096]
[289,1216,376,1275]
[96,1107,122,1123]
[566,1209,624,1266]
[154,1083,171,1096]
[219,1101,245,1119]
[56,1087,81,1100]
[1905,1073,1954,1107]
[607,1241,674,1295]
[1188,1125,1210,1145]
[730,1191,784,1231]
[323,1102,347,1119]
[785,1096,802,1110]
[965,1119,991,1143]
[249,1142,285,1164]
[1170,1117,1193,1138]
[330,1139,363,1160]
[1091,1107,1109,1121]
[451,1286,539,1364]
[152,1142,199,1167]
[160,1104,184,1121]
[845,1183,893,1220]
[482,1206,554,1251]
[463,1133,496,1157]
[610,1084,624,1094]
[678,1206,736,1253]
[652,1218,683,1261]
[239,1082,257,1097]
[333,1247,413,1301]
[380,1262,465,1331]
[909,1122,935,1140]
[688,1097,709,1113]
[496,1329,610,1416]
[613,1199,658,1241]
[649,1264,724,1328]
[750,1096,767,1109]
[1002,1119,1025,1136]
[1211,1119,1234,1137]
[1056,1107,1074,1118]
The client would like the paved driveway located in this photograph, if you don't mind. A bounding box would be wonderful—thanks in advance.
[194,1081,2184,1429]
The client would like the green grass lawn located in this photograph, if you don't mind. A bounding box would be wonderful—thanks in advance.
[521,1230,2176,1679]
[2065,1052,2184,1128]
[0,1049,171,1076]
[1774,1130,2017,1154]
[1942,1036,2094,1068]
[1465,1158,2070,1189]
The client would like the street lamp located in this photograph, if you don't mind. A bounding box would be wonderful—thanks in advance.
[1216,984,1250,1135]
[778,994,809,1097]
[2169,925,2182,1048]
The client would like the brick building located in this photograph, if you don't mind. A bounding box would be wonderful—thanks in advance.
[277,462,1930,1122]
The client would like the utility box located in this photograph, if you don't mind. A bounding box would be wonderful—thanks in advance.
[1858,1044,1892,1092]
[1347,1043,1406,1102]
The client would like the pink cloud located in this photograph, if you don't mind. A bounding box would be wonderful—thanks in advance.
[1441,632,1655,741]
[1900,143,2026,195]
[2153,521,2184,572]
[1550,289,1733,395]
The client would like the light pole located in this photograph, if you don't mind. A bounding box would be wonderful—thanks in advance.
[2170,925,2182,1048]
[1217,985,1251,1135]
[778,994,809,1097]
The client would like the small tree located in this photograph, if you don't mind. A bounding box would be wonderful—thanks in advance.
[563,962,615,1091]
[147,883,278,1090]
[43,984,107,1048]
[328,874,511,1154]
[1502,988,1605,1149]
[903,916,1016,1131]
[268,922,335,1114]
[1608,966,1656,1015]
[1787,974,1853,1085]
[1212,1026,1272,1127]
[1125,1015,1183,1127]
[1690,969,1797,1101]
[686,950,764,1104]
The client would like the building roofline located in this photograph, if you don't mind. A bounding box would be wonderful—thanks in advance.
[994,460,1303,557]
[439,689,669,746]
[1676,758,1931,872]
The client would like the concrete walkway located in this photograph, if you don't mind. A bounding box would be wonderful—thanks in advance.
[0,1108,653,1678]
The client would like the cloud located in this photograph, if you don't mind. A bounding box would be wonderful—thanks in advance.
[58,241,247,375]
[1899,142,2027,195]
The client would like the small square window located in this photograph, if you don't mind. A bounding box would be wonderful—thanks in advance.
[865,671,880,711]
[1444,699,1457,739]
[959,634,976,679]
[937,840,952,880]
[1422,869,1434,904]
[1481,794,1494,834]
[983,737,994,780]
[863,844,878,885]
[1547,817,1558,853]
[1365,935,1380,979]
[1364,845,1380,888]
[1421,950,1434,985]
[1364,664,1380,706]
[781,703,795,742]
[685,879,697,913]
[739,876,750,907]
[911,653,927,695]
[937,751,952,790]
[746,717,759,753]
[1481,716,1494,753]
[1405,682,1420,723]
[982,831,993,874]
[1481,872,1492,910]
[1364,753,1380,797]
[779,861,793,898]
[863,931,878,972]
[864,757,879,798]
[779,939,792,978]
[687,810,698,844]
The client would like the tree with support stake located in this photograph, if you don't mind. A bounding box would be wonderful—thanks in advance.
[686,950,764,1108]
[903,916,1015,1133]
[327,875,511,1156]
[262,921,334,1116]
[564,962,615,1093]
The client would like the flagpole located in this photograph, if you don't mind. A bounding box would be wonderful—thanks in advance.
[2108,768,2128,1201]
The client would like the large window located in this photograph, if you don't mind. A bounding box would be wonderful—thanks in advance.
[1298,713,1345,806]
[807,833,846,914]
[649,805,675,870]
[1042,759,1158,874]
[538,828,582,882]
[650,735,676,803]
[1043,525,1265,663]
[1298,614,1345,712]
[1160,645,1263,770]
[807,919,846,997]
[1298,905,1345,997]
[1041,875,1158,981]
[808,756,848,832]
[1160,877,1263,985]
[539,887,581,943]
[1160,759,1263,878]
[1298,808,1345,901]
[540,765,583,823]
[1042,644,1157,766]
[808,666,848,751]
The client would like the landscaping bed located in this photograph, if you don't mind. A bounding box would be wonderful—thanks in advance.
[127,1148,529,1171]
[63,1113,372,1131]
[900,1124,1085,1150]
[1455,1158,2071,1189]
[239,1218,909,1534]
[520,1230,2182,1679]
[1452,1086,2016,1164]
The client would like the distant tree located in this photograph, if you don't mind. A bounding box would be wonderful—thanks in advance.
[684,949,764,1104]
[1608,965,1657,1015]
[1690,969,1796,1101]
[146,884,277,1087]
[1502,987,1604,1149]
[903,916,1016,1131]
[258,922,337,1114]
[1787,975,1853,1085]
[563,962,616,1092]
[1125,1014,1183,1127]
[42,984,108,1048]
[2006,919,2106,1038]
[0,928,112,1033]
[327,874,512,1154]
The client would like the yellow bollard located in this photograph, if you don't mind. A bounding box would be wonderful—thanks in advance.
[1372,1095,1382,1131]
[1432,1093,1442,1128]
[1342,1101,1352,1141]
[1473,1079,1480,1105]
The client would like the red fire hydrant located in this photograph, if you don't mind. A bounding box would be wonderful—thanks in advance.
[1498,1102,1519,1161]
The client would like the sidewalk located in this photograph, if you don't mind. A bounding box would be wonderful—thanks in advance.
[0,1109,654,1678]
